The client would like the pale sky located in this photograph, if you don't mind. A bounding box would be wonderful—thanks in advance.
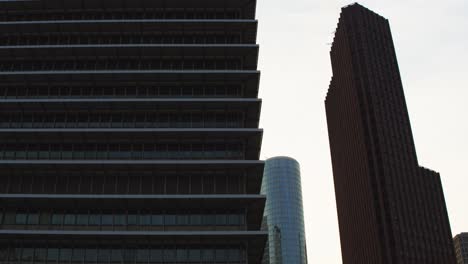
[256,1,468,263]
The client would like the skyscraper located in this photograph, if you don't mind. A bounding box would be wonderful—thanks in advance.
[261,157,307,264]
[0,0,266,263]
[325,4,456,263]
[454,233,468,264]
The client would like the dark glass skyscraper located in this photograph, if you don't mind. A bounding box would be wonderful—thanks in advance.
[261,157,307,264]
[325,4,456,263]
[0,0,266,263]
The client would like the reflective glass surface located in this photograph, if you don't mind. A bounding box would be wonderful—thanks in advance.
[261,157,307,264]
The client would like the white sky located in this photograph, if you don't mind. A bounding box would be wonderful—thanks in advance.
[256,0,468,263]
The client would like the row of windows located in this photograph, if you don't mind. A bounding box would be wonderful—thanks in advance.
[0,9,242,21]
[0,246,245,263]
[0,33,244,46]
[0,150,243,160]
[0,112,246,129]
[0,59,244,71]
[0,210,246,228]
[0,173,247,194]
[0,85,246,98]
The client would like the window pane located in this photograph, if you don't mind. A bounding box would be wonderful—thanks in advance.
[59,248,72,262]
[15,213,27,225]
[114,215,126,226]
[72,249,84,262]
[149,249,162,262]
[34,248,47,262]
[188,249,201,262]
[128,214,138,225]
[27,213,39,225]
[136,249,148,263]
[140,214,151,225]
[89,214,101,225]
[102,214,112,225]
[64,214,76,225]
[151,215,163,225]
[52,213,63,225]
[97,249,110,262]
[77,214,88,225]
[111,249,123,262]
[21,248,34,262]
[85,249,97,262]
[164,215,176,226]
[47,248,59,262]
[163,249,176,262]
[202,249,214,261]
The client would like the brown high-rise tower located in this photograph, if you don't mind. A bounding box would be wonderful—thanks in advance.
[325,4,456,263]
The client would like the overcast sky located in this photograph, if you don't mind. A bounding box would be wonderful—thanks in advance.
[256,0,468,263]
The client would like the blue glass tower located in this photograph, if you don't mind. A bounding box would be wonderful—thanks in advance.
[262,157,307,264]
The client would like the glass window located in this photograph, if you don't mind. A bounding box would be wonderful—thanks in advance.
[176,249,187,262]
[114,215,126,226]
[59,248,72,262]
[51,213,63,225]
[21,248,34,262]
[177,215,189,226]
[27,213,39,225]
[188,249,201,262]
[136,249,149,263]
[39,212,51,225]
[164,215,176,226]
[77,214,88,225]
[102,215,113,226]
[151,215,163,226]
[202,249,214,262]
[64,214,76,225]
[4,212,15,225]
[128,214,138,225]
[215,249,226,262]
[85,249,97,262]
[72,249,84,262]
[15,213,28,225]
[149,249,162,262]
[111,249,123,263]
[123,249,135,262]
[202,215,216,225]
[216,214,227,226]
[163,249,176,262]
[97,249,110,262]
[190,215,201,225]
[140,214,151,226]
[89,214,101,225]
[34,248,47,262]
[228,249,241,261]
[47,248,59,262]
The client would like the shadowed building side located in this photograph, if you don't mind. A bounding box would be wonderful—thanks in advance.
[325,3,456,263]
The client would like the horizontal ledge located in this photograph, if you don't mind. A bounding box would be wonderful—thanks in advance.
[0,194,265,199]
[0,230,267,236]
[0,44,259,49]
[0,98,261,103]
[0,19,257,25]
[0,70,260,75]
[0,128,262,132]
[0,160,264,165]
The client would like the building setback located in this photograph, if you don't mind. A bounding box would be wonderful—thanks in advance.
[0,0,266,263]
[325,4,456,263]
[261,157,307,264]
[454,233,468,264]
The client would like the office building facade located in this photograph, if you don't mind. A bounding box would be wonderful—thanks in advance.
[0,0,266,263]
[455,233,468,264]
[261,157,307,264]
[325,4,456,263]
